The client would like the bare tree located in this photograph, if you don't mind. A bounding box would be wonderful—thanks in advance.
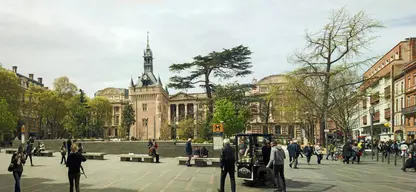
[289,7,384,144]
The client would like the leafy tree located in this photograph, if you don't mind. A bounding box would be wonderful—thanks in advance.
[168,45,253,124]
[53,76,78,99]
[159,121,171,140]
[63,94,89,138]
[38,90,67,138]
[0,98,16,134]
[121,103,136,139]
[177,119,195,140]
[0,66,24,118]
[88,97,112,138]
[212,99,245,136]
[290,8,383,144]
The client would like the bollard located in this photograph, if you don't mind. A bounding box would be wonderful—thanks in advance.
[387,152,390,164]
[376,149,379,161]
[394,153,397,166]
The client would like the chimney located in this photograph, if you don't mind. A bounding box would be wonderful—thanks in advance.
[37,77,43,84]
[29,74,34,80]
[12,66,17,73]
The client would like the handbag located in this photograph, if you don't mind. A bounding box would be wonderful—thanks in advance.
[7,163,14,172]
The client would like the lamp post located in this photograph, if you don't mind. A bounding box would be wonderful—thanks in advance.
[369,106,375,160]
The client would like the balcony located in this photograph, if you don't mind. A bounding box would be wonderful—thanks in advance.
[402,105,416,115]
[384,108,391,119]
[370,92,380,104]
[384,86,391,98]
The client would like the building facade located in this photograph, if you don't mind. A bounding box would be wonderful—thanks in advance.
[393,73,405,141]
[94,87,129,137]
[403,58,416,141]
[359,38,415,142]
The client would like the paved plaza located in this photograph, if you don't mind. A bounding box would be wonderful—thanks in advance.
[0,151,415,192]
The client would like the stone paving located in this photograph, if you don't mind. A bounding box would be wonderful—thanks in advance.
[0,151,415,192]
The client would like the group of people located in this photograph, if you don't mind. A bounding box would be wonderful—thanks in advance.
[147,139,160,163]
[8,139,87,192]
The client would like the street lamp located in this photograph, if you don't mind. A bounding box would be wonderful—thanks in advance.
[369,106,375,160]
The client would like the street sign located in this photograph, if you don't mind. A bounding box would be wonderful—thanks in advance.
[21,125,25,133]
[324,129,329,133]
[212,123,224,133]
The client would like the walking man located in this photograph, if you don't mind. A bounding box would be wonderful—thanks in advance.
[218,139,236,192]
[25,141,34,166]
[67,144,87,192]
[288,140,300,169]
[267,141,286,192]
[185,138,192,167]
[401,139,416,172]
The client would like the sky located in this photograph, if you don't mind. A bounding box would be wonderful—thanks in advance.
[0,0,415,97]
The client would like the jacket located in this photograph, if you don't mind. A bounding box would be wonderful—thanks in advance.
[303,146,313,156]
[342,144,352,157]
[185,141,192,155]
[26,143,33,155]
[288,143,300,157]
[267,145,286,168]
[67,152,87,174]
[11,152,26,172]
[315,145,323,155]
[220,144,235,170]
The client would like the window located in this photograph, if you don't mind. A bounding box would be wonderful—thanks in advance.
[407,96,411,107]
[115,116,119,125]
[414,74,416,86]
[408,77,411,89]
[142,103,148,112]
[401,115,404,126]
[395,52,399,59]
[142,118,148,127]
[401,98,403,109]
[275,125,281,135]
[401,82,404,93]
[408,118,411,126]
[395,99,398,112]
[395,84,398,94]
[386,59,389,64]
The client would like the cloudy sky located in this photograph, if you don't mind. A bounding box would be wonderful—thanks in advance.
[1,0,415,96]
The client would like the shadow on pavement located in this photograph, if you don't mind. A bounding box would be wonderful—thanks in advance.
[242,178,337,192]
[0,174,138,192]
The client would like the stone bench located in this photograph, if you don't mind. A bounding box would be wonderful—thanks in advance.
[120,154,156,163]
[83,153,106,160]
[5,149,17,154]
[177,157,220,167]
[40,150,54,157]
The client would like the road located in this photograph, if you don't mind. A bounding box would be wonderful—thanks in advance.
[0,151,414,192]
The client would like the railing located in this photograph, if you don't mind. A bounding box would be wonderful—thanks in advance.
[402,105,416,115]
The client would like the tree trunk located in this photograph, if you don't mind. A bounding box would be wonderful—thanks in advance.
[204,72,213,123]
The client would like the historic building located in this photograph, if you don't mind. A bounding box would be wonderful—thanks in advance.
[94,87,129,137]
[393,72,405,141]
[246,75,303,143]
[358,37,415,142]
[128,35,170,140]
[9,66,46,138]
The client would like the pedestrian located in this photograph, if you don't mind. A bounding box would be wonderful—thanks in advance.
[267,141,286,192]
[351,143,359,164]
[150,146,160,163]
[185,138,192,167]
[10,145,26,192]
[288,140,300,169]
[287,141,293,163]
[342,142,352,164]
[67,135,73,158]
[303,143,313,165]
[262,140,271,165]
[77,143,84,154]
[315,143,323,165]
[401,139,416,172]
[67,144,87,192]
[60,141,67,165]
[326,143,335,160]
[25,141,34,166]
[147,139,153,148]
[217,139,236,192]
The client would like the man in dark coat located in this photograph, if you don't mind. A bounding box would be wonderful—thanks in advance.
[218,139,236,192]
[185,138,192,166]
[262,140,271,165]
[402,139,416,172]
[342,142,352,164]
[287,140,300,169]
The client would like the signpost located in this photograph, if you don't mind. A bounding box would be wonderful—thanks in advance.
[212,123,224,150]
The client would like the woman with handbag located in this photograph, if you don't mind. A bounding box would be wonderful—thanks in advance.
[8,145,26,192]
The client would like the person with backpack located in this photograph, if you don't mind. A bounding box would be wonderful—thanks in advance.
[9,145,26,192]
[401,139,416,172]
[267,141,286,192]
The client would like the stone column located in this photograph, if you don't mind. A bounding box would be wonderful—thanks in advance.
[168,104,171,124]
[185,103,188,119]
[176,104,179,123]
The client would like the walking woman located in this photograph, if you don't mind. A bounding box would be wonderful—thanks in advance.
[25,141,34,166]
[303,143,314,165]
[60,141,67,164]
[67,144,87,192]
[11,145,26,192]
[315,143,323,165]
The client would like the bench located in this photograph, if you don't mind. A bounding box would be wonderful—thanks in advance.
[40,150,54,157]
[177,157,220,167]
[120,154,156,163]
[83,153,106,160]
[5,149,17,154]
[177,157,189,165]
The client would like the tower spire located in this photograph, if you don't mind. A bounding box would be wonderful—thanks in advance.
[146,31,150,49]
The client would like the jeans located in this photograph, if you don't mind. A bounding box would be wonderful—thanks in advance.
[306,155,312,164]
[61,155,67,164]
[186,155,192,166]
[25,154,33,165]
[154,154,160,163]
[343,156,350,164]
[273,165,286,191]
[219,168,235,192]
[13,171,22,192]
[68,172,81,192]
[317,154,323,164]
[290,157,298,168]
